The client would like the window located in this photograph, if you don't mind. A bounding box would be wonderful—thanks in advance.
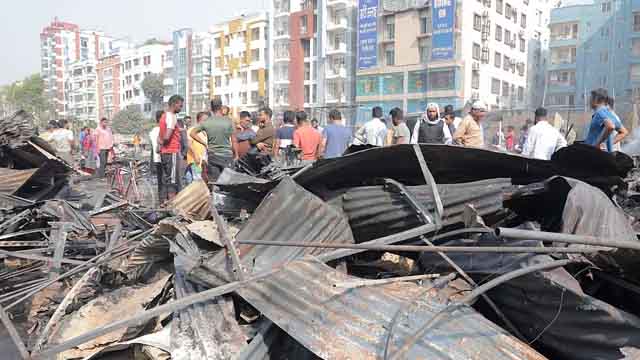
[251,70,259,82]
[420,10,431,34]
[472,43,481,60]
[179,48,187,65]
[252,49,260,62]
[125,60,132,70]
[495,52,502,68]
[134,74,140,81]
[143,55,151,66]
[304,85,310,103]
[633,38,640,56]
[474,14,482,31]
[519,38,525,52]
[215,76,222,87]
[134,58,140,67]
[631,64,640,80]
[134,88,140,97]
[302,39,311,57]
[503,55,511,70]
[521,14,526,28]
[385,44,395,65]
[252,28,260,41]
[601,1,611,12]
[495,25,502,41]
[634,12,640,32]
[551,23,578,40]
[491,78,501,94]
[505,3,512,19]
[386,16,395,40]
[103,68,112,77]
[601,51,609,63]
[496,0,503,13]
[241,92,247,104]
[601,26,610,38]
[144,103,152,112]
[241,72,248,84]
[126,75,132,85]
[472,71,480,89]
[502,81,510,96]
[601,75,608,87]
[195,63,202,74]
[304,62,311,80]
[215,57,222,68]
[419,38,430,63]
[300,15,308,34]
[215,38,221,48]
[505,29,511,45]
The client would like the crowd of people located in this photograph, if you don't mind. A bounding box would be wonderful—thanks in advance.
[37,86,630,205]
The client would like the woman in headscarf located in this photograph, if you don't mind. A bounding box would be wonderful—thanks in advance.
[406,103,452,144]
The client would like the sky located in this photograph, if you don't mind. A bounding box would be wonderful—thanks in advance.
[0,0,266,85]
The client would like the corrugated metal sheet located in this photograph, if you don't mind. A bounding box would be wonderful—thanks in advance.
[0,168,37,194]
[293,144,627,193]
[235,259,547,360]
[189,176,355,287]
[170,180,211,220]
[341,178,510,242]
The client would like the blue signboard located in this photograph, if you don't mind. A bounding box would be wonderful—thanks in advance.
[432,0,456,60]
[358,0,378,70]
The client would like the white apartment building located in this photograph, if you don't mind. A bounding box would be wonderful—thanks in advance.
[64,60,99,124]
[191,33,213,115]
[269,0,357,122]
[40,20,118,118]
[211,12,269,113]
[119,42,171,117]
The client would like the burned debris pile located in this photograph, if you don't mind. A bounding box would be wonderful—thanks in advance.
[1,118,640,359]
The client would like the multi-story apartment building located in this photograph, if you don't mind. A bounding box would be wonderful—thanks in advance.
[40,19,117,118]
[211,12,269,114]
[119,42,171,118]
[269,0,358,123]
[163,29,212,116]
[546,0,640,115]
[64,60,99,124]
[97,54,122,121]
[355,0,546,123]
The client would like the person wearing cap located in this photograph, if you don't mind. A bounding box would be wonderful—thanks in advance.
[453,100,487,147]
[407,103,452,144]
[522,107,567,160]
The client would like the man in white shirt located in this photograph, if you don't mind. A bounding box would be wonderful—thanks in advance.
[355,106,388,146]
[149,110,163,197]
[51,119,74,165]
[523,107,567,160]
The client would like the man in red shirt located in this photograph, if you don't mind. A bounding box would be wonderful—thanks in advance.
[159,95,184,202]
[293,111,322,165]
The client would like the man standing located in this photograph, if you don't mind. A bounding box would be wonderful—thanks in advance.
[251,107,276,154]
[95,117,114,177]
[293,111,322,164]
[607,97,625,151]
[505,126,516,152]
[51,119,75,164]
[453,100,487,147]
[311,118,324,134]
[389,108,410,145]
[407,103,452,144]
[355,106,387,146]
[185,112,209,185]
[159,95,184,202]
[584,88,628,152]
[321,109,352,158]
[189,98,234,182]
[274,110,296,161]
[522,107,567,160]
[442,105,460,137]
[149,111,163,197]
[232,111,256,160]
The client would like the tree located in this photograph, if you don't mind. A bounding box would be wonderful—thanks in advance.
[141,73,164,114]
[111,106,151,134]
[3,74,52,127]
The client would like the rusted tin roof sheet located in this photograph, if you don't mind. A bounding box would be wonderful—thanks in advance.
[0,168,37,194]
[189,176,355,287]
[236,259,547,360]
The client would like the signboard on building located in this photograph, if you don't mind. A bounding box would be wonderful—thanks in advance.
[431,0,456,60]
[358,0,378,70]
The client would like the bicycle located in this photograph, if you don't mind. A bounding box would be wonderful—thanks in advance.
[106,160,158,208]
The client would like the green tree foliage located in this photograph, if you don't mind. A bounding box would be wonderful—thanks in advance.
[111,106,152,134]
[141,73,164,114]
[2,74,52,126]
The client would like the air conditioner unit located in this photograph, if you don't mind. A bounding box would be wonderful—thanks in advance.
[472,62,480,70]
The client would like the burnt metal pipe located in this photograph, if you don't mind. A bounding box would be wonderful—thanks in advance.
[237,240,600,254]
[496,227,640,251]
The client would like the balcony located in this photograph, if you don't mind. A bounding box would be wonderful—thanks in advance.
[326,43,347,55]
[326,67,347,79]
[327,17,349,31]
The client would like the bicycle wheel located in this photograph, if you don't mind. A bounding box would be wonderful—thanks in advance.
[127,177,158,209]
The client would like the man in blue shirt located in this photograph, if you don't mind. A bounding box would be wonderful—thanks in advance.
[584,88,627,152]
[321,110,352,158]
